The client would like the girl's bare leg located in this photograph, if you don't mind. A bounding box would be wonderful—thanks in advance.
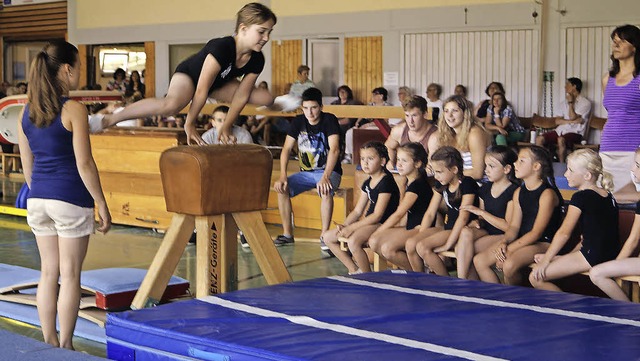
[503,243,549,286]
[348,225,381,273]
[455,227,488,279]
[416,231,451,276]
[590,258,640,301]
[529,251,591,292]
[105,74,195,126]
[473,239,505,284]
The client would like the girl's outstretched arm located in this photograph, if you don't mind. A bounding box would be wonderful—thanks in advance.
[507,189,557,253]
[435,193,475,252]
[373,191,418,236]
[220,72,259,143]
[184,54,220,145]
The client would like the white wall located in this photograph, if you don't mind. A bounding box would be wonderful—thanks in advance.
[68,0,640,112]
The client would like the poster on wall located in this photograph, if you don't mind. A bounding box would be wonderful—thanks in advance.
[3,0,61,6]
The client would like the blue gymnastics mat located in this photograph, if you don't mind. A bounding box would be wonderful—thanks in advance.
[106,271,640,361]
[0,329,105,360]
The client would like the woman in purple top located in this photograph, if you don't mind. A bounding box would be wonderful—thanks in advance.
[18,40,111,350]
[601,24,640,201]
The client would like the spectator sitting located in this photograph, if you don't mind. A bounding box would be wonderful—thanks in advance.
[536,77,592,163]
[289,65,315,98]
[454,84,468,98]
[16,82,27,94]
[106,68,128,94]
[425,82,443,120]
[484,92,525,146]
[344,87,391,163]
[475,81,505,122]
[330,85,363,133]
[202,105,253,145]
[0,81,10,98]
[127,70,145,98]
[397,86,414,105]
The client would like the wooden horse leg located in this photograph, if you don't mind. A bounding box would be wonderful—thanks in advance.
[195,214,238,298]
[233,211,292,284]
[131,213,195,309]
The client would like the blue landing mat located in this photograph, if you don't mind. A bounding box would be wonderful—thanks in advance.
[106,271,640,360]
[0,301,106,343]
[0,329,104,360]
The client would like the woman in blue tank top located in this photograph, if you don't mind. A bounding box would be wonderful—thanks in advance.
[18,40,111,350]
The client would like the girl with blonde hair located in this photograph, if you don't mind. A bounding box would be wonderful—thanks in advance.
[530,148,619,291]
[435,95,489,180]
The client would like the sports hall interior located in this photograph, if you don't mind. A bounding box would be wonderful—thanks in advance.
[0,0,639,359]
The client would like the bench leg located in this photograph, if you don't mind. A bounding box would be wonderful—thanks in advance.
[373,253,388,272]
[131,213,195,309]
[1,155,7,176]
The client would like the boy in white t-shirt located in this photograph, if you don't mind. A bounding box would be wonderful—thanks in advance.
[201,105,253,145]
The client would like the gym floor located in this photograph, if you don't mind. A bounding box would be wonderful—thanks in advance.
[0,176,344,358]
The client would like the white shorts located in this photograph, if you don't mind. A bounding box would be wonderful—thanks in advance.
[27,198,95,238]
[600,151,639,193]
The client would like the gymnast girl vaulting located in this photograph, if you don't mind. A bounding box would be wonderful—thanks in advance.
[93,2,300,143]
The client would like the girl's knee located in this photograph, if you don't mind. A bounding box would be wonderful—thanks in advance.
[368,236,381,252]
[589,266,605,282]
[502,259,520,278]
[405,238,417,253]
[459,227,473,241]
[253,89,274,106]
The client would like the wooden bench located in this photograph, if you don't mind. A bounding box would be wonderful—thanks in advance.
[337,236,395,272]
[517,113,558,145]
[574,115,606,151]
[1,153,21,176]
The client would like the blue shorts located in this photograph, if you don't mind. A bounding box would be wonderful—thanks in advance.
[288,170,341,197]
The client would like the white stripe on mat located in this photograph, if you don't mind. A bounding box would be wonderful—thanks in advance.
[329,276,640,328]
[202,296,507,361]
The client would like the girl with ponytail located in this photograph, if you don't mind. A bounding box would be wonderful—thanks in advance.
[589,147,640,301]
[455,145,519,279]
[474,145,563,285]
[530,149,619,291]
[405,146,479,275]
[18,40,111,350]
[369,142,434,270]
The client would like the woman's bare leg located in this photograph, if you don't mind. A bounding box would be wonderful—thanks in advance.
[57,236,89,350]
[35,235,61,347]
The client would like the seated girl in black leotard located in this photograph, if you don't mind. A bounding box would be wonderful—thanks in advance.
[474,145,563,285]
[530,149,619,291]
[455,145,519,280]
[589,147,640,301]
[101,3,276,145]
